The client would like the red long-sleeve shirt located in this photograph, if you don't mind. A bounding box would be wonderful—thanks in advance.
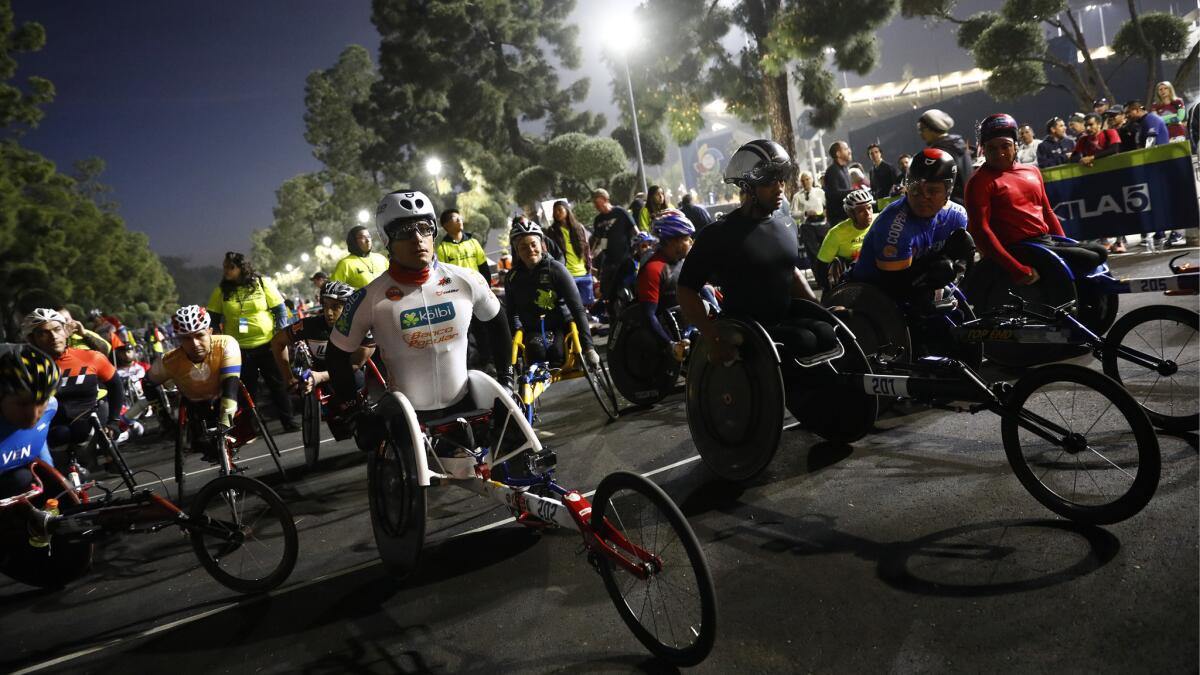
[965,162,1065,281]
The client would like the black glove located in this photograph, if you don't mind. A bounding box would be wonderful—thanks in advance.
[496,365,515,391]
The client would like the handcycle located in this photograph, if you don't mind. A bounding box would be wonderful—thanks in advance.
[172,380,287,504]
[0,411,298,594]
[512,314,619,422]
[291,340,388,470]
[355,370,716,666]
[685,303,1161,525]
[607,304,687,406]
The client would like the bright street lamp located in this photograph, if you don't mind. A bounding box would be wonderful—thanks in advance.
[284,263,294,272]
[426,157,444,196]
[357,209,371,224]
[300,253,310,263]
[602,22,648,196]
[321,236,332,247]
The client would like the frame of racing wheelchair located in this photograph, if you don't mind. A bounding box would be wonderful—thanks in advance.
[353,370,716,666]
[291,340,389,470]
[511,314,620,422]
[0,407,298,594]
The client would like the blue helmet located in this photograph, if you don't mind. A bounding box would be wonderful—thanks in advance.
[651,209,696,240]
[633,231,658,245]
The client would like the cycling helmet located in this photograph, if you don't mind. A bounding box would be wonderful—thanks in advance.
[651,209,696,240]
[843,188,874,210]
[376,190,437,242]
[320,280,355,302]
[171,305,210,335]
[905,148,958,187]
[979,113,1019,145]
[509,216,544,242]
[0,345,60,404]
[20,308,66,339]
[633,231,658,245]
[723,139,797,188]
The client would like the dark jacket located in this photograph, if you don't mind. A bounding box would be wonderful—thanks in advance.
[1037,134,1075,168]
[679,202,714,231]
[929,134,972,204]
[502,256,593,350]
[823,163,852,225]
[868,161,899,200]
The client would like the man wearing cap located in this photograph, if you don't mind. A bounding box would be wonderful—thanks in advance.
[310,271,329,302]
[1037,117,1075,168]
[966,113,1108,288]
[1093,98,1111,115]
[917,109,972,204]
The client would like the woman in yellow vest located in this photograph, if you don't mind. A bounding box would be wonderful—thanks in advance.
[206,251,298,431]
[331,225,389,289]
[545,200,596,311]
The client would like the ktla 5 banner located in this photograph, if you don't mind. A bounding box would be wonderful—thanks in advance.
[1041,142,1198,239]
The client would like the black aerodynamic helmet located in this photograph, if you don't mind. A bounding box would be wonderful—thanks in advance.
[905,147,958,187]
[723,139,796,188]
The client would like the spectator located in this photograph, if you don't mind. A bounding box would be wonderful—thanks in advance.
[591,188,639,320]
[309,271,328,301]
[849,165,868,190]
[822,141,853,226]
[545,200,596,311]
[865,143,899,199]
[1037,117,1075,168]
[794,171,828,272]
[678,192,714,231]
[629,192,646,232]
[1106,109,1138,152]
[1093,97,1111,115]
[893,154,912,194]
[1067,112,1086,139]
[917,108,972,204]
[331,225,388,290]
[638,185,671,232]
[434,209,491,280]
[1016,125,1041,164]
[1070,113,1120,167]
[1125,99,1170,148]
[1151,82,1187,141]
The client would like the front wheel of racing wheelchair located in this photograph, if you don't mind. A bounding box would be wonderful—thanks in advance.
[608,304,685,407]
[685,303,878,482]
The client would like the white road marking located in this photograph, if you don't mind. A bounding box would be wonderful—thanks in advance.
[109,438,334,496]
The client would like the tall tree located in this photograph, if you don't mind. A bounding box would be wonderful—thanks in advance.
[366,0,605,197]
[615,0,897,192]
[1111,10,1195,104]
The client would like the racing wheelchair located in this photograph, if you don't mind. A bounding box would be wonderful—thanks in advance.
[685,302,1161,526]
[0,410,297,594]
[352,370,716,666]
[511,314,619,422]
[606,304,687,406]
[291,340,388,470]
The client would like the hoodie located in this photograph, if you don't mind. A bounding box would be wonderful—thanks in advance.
[928,133,973,205]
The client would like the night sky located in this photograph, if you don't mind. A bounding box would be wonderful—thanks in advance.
[10,0,1182,264]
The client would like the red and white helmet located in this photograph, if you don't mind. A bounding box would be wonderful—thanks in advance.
[171,305,210,335]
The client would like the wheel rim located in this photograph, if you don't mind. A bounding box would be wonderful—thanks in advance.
[198,485,290,584]
[585,359,619,419]
[374,444,410,534]
[1113,316,1198,424]
[1014,378,1146,510]
[598,487,707,655]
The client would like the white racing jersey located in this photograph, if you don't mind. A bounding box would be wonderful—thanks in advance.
[329,261,500,410]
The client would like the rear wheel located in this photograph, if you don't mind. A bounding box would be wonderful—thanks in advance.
[302,390,321,470]
[582,350,620,421]
[1002,364,1160,525]
[189,474,298,593]
[367,415,427,576]
[1101,304,1199,432]
[591,471,717,667]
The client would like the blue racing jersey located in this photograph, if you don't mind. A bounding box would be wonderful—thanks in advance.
[849,196,967,282]
[0,398,57,473]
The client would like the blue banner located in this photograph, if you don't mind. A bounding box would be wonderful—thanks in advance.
[1041,142,1198,239]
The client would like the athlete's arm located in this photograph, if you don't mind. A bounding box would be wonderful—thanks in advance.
[551,262,593,351]
[791,267,818,303]
[816,225,841,264]
[965,177,1034,282]
[636,260,672,344]
[270,330,295,389]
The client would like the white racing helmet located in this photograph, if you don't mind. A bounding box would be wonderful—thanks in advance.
[376,190,437,243]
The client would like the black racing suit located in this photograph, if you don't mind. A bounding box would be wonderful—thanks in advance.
[503,256,594,367]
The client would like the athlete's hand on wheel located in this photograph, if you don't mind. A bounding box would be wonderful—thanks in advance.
[584,348,602,370]
[1017,268,1041,286]
[670,340,690,363]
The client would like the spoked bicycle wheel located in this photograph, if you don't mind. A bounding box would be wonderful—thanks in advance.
[582,354,620,421]
[302,390,322,470]
[1101,304,1199,432]
[366,415,427,576]
[189,474,298,594]
[590,471,717,667]
[1001,364,1160,525]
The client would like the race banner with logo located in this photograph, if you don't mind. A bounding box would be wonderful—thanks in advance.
[1041,142,1198,239]
[681,131,735,196]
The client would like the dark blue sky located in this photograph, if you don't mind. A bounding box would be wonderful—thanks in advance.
[10,0,1182,264]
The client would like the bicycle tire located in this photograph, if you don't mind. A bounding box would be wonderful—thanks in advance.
[582,351,620,421]
[302,390,321,470]
[1101,304,1199,432]
[366,414,427,576]
[188,474,298,594]
[591,471,717,667]
[1001,364,1160,525]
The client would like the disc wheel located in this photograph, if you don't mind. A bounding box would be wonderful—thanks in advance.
[366,415,427,576]
[189,474,298,594]
[1101,304,1199,432]
[302,390,321,470]
[582,350,620,421]
[591,471,717,667]
[608,307,682,407]
[1001,364,1160,525]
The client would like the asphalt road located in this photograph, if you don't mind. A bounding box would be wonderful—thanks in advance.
[2,250,1197,674]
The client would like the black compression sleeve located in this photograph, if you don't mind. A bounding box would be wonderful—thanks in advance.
[103,375,125,424]
[485,305,514,380]
[220,374,240,404]
[553,263,593,350]
[325,342,358,405]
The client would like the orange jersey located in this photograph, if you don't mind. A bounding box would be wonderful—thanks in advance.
[149,334,241,402]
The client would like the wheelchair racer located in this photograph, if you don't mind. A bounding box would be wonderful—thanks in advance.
[0,346,60,499]
[637,209,713,362]
[814,187,874,291]
[324,190,515,425]
[964,113,1108,286]
[677,139,835,367]
[504,217,601,371]
[147,306,245,461]
[271,280,375,396]
[848,148,975,313]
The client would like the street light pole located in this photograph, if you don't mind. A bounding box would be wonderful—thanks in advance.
[621,56,649,197]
